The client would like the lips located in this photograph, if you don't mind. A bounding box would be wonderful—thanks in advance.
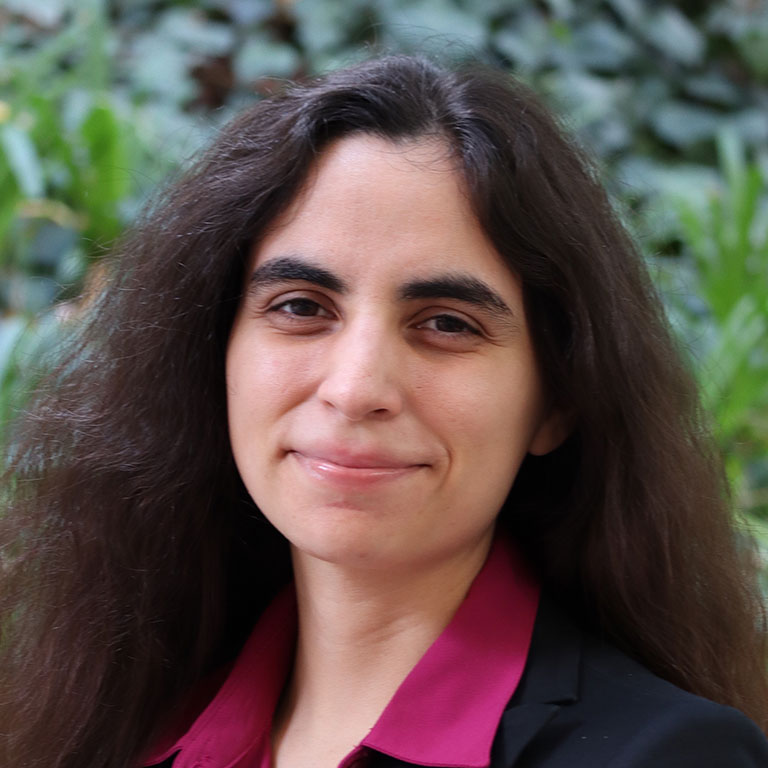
[288,444,429,487]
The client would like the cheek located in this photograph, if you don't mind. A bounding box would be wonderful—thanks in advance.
[435,365,546,479]
[226,332,318,420]
[226,333,279,455]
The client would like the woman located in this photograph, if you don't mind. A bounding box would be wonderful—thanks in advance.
[1,55,767,767]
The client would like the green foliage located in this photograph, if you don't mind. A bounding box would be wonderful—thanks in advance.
[1,1,767,573]
[0,3,176,319]
[652,132,768,553]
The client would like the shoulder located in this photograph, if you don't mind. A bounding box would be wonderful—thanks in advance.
[577,636,768,766]
[494,597,768,767]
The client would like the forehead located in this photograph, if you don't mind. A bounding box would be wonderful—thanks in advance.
[250,135,521,302]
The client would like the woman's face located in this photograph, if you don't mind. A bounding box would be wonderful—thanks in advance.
[226,135,564,572]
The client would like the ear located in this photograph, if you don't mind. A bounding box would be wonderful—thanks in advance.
[528,408,572,457]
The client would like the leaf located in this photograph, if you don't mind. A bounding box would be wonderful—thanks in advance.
[543,0,575,21]
[0,171,21,260]
[731,108,768,145]
[156,8,235,56]
[1,0,70,28]
[683,71,742,108]
[700,295,768,436]
[129,32,196,104]
[206,0,272,26]
[81,104,125,189]
[569,18,638,72]
[547,70,621,126]
[671,131,768,323]
[291,0,358,56]
[649,101,723,148]
[27,220,79,270]
[0,124,44,198]
[606,0,644,27]
[642,7,705,66]
[234,39,301,82]
[493,9,554,70]
[462,0,524,19]
[379,0,489,53]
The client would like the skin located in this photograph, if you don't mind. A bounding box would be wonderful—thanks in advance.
[226,135,565,766]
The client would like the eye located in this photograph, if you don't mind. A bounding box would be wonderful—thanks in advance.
[262,295,336,334]
[268,297,333,318]
[419,314,481,336]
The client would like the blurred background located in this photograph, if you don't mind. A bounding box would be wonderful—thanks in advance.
[1,0,767,581]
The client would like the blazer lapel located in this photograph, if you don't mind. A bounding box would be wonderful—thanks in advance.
[490,595,583,767]
[490,703,562,766]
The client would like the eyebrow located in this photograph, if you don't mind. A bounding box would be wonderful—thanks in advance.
[399,275,514,319]
[248,256,347,293]
[248,256,515,320]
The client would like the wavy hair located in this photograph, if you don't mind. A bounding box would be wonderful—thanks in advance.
[2,55,766,767]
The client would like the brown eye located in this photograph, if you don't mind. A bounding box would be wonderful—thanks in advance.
[421,314,481,336]
[270,298,331,318]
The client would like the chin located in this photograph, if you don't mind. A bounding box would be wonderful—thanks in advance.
[294,537,397,570]
[284,517,408,571]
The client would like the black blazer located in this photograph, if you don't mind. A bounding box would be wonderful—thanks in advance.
[157,596,768,767]
[371,596,768,767]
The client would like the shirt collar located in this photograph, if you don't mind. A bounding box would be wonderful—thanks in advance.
[144,536,539,768]
[361,537,539,767]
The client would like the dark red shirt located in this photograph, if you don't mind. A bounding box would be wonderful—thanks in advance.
[143,537,539,768]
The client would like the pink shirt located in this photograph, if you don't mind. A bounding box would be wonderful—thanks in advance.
[143,537,539,768]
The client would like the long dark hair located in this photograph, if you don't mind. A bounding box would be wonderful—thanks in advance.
[2,55,766,767]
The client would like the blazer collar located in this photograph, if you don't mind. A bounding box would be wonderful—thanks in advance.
[508,594,581,705]
[491,595,582,766]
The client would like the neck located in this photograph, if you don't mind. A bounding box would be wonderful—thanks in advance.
[271,534,494,766]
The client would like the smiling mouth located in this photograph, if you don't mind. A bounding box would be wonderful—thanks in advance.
[289,450,427,487]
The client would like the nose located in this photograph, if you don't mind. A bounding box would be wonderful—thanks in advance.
[316,319,404,421]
